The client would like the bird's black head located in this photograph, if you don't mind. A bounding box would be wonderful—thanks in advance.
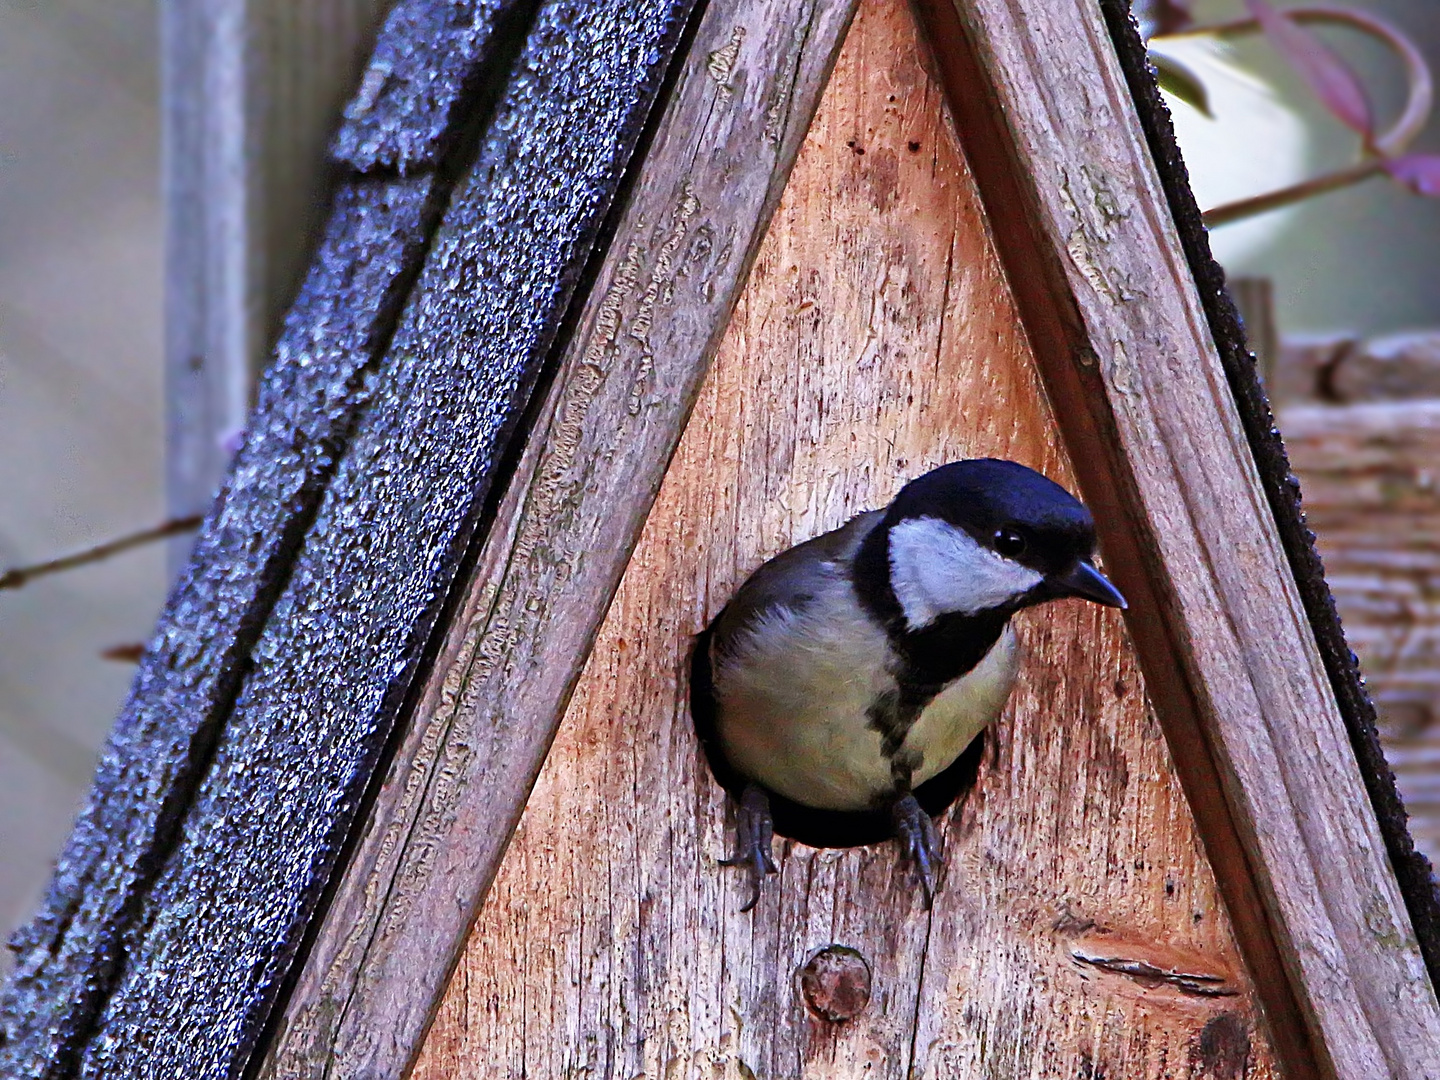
[857,459,1125,634]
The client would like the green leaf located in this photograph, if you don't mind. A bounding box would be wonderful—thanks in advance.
[1150,52,1213,118]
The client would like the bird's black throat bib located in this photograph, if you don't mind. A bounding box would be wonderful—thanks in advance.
[853,516,1015,688]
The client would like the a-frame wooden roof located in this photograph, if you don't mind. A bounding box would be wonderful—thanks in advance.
[3,0,1438,1076]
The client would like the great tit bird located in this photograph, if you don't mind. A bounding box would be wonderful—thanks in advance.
[691,458,1126,910]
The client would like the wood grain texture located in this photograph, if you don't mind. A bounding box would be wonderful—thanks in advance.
[259,0,856,1075]
[412,2,1281,1075]
[926,0,1440,1074]
[1091,0,1440,1040]
[1262,323,1440,948]
[1281,401,1440,856]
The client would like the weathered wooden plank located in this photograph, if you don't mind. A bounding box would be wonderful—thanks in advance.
[70,4,698,1077]
[0,174,441,1080]
[413,1,1281,1074]
[163,0,395,529]
[1276,331,1440,405]
[1280,401,1440,860]
[331,0,534,172]
[919,0,1440,1074]
[260,0,859,1075]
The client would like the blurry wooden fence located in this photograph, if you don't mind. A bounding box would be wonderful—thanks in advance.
[1279,331,1440,857]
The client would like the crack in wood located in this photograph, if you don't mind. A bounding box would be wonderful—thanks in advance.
[1072,948,1238,997]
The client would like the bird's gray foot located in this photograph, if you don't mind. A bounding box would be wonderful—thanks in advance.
[719,784,778,912]
[891,794,941,908]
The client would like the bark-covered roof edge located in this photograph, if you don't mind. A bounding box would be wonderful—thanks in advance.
[1097,0,1440,981]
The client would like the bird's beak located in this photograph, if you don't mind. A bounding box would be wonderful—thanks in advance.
[1052,560,1127,609]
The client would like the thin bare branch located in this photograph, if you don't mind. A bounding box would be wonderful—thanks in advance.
[100,643,147,664]
[1202,159,1383,226]
[0,514,203,591]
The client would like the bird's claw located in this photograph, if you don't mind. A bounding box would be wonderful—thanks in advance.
[720,784,777,912]
[892,794,941,908]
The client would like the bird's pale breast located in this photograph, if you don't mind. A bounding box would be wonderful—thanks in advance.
[711,568,1020,812]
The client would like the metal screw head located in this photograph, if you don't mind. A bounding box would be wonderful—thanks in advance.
[799,944,872,1023]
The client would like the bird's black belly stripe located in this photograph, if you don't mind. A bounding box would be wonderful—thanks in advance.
[897,609,1010,687]
[865,681,942,797]
[865,608,1013,802]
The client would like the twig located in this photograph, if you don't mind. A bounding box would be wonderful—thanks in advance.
[0,514,203,591]
[1203,159,1383,226]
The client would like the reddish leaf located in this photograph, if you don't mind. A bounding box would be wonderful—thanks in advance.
[1384,153,1440,197]
[1246,0,1372,138]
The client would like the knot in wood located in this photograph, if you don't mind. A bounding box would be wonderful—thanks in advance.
[799,945,872,1023]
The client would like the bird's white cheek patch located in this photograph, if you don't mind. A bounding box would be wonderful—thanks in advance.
[888,517,1043,628]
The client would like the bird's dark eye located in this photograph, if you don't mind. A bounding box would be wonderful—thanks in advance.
[994,529,1027,558]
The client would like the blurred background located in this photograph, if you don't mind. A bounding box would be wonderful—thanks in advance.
[0,0,386,977]
[1,0,1438,976]
[0,0,167,974]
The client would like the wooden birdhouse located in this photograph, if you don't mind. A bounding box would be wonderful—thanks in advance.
[5,0,1440,1076]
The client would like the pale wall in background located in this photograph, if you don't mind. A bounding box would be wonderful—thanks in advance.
[0,0,392,980]
[0,0,166,973]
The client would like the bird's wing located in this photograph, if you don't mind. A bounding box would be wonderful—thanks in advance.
[711,510,883,650]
